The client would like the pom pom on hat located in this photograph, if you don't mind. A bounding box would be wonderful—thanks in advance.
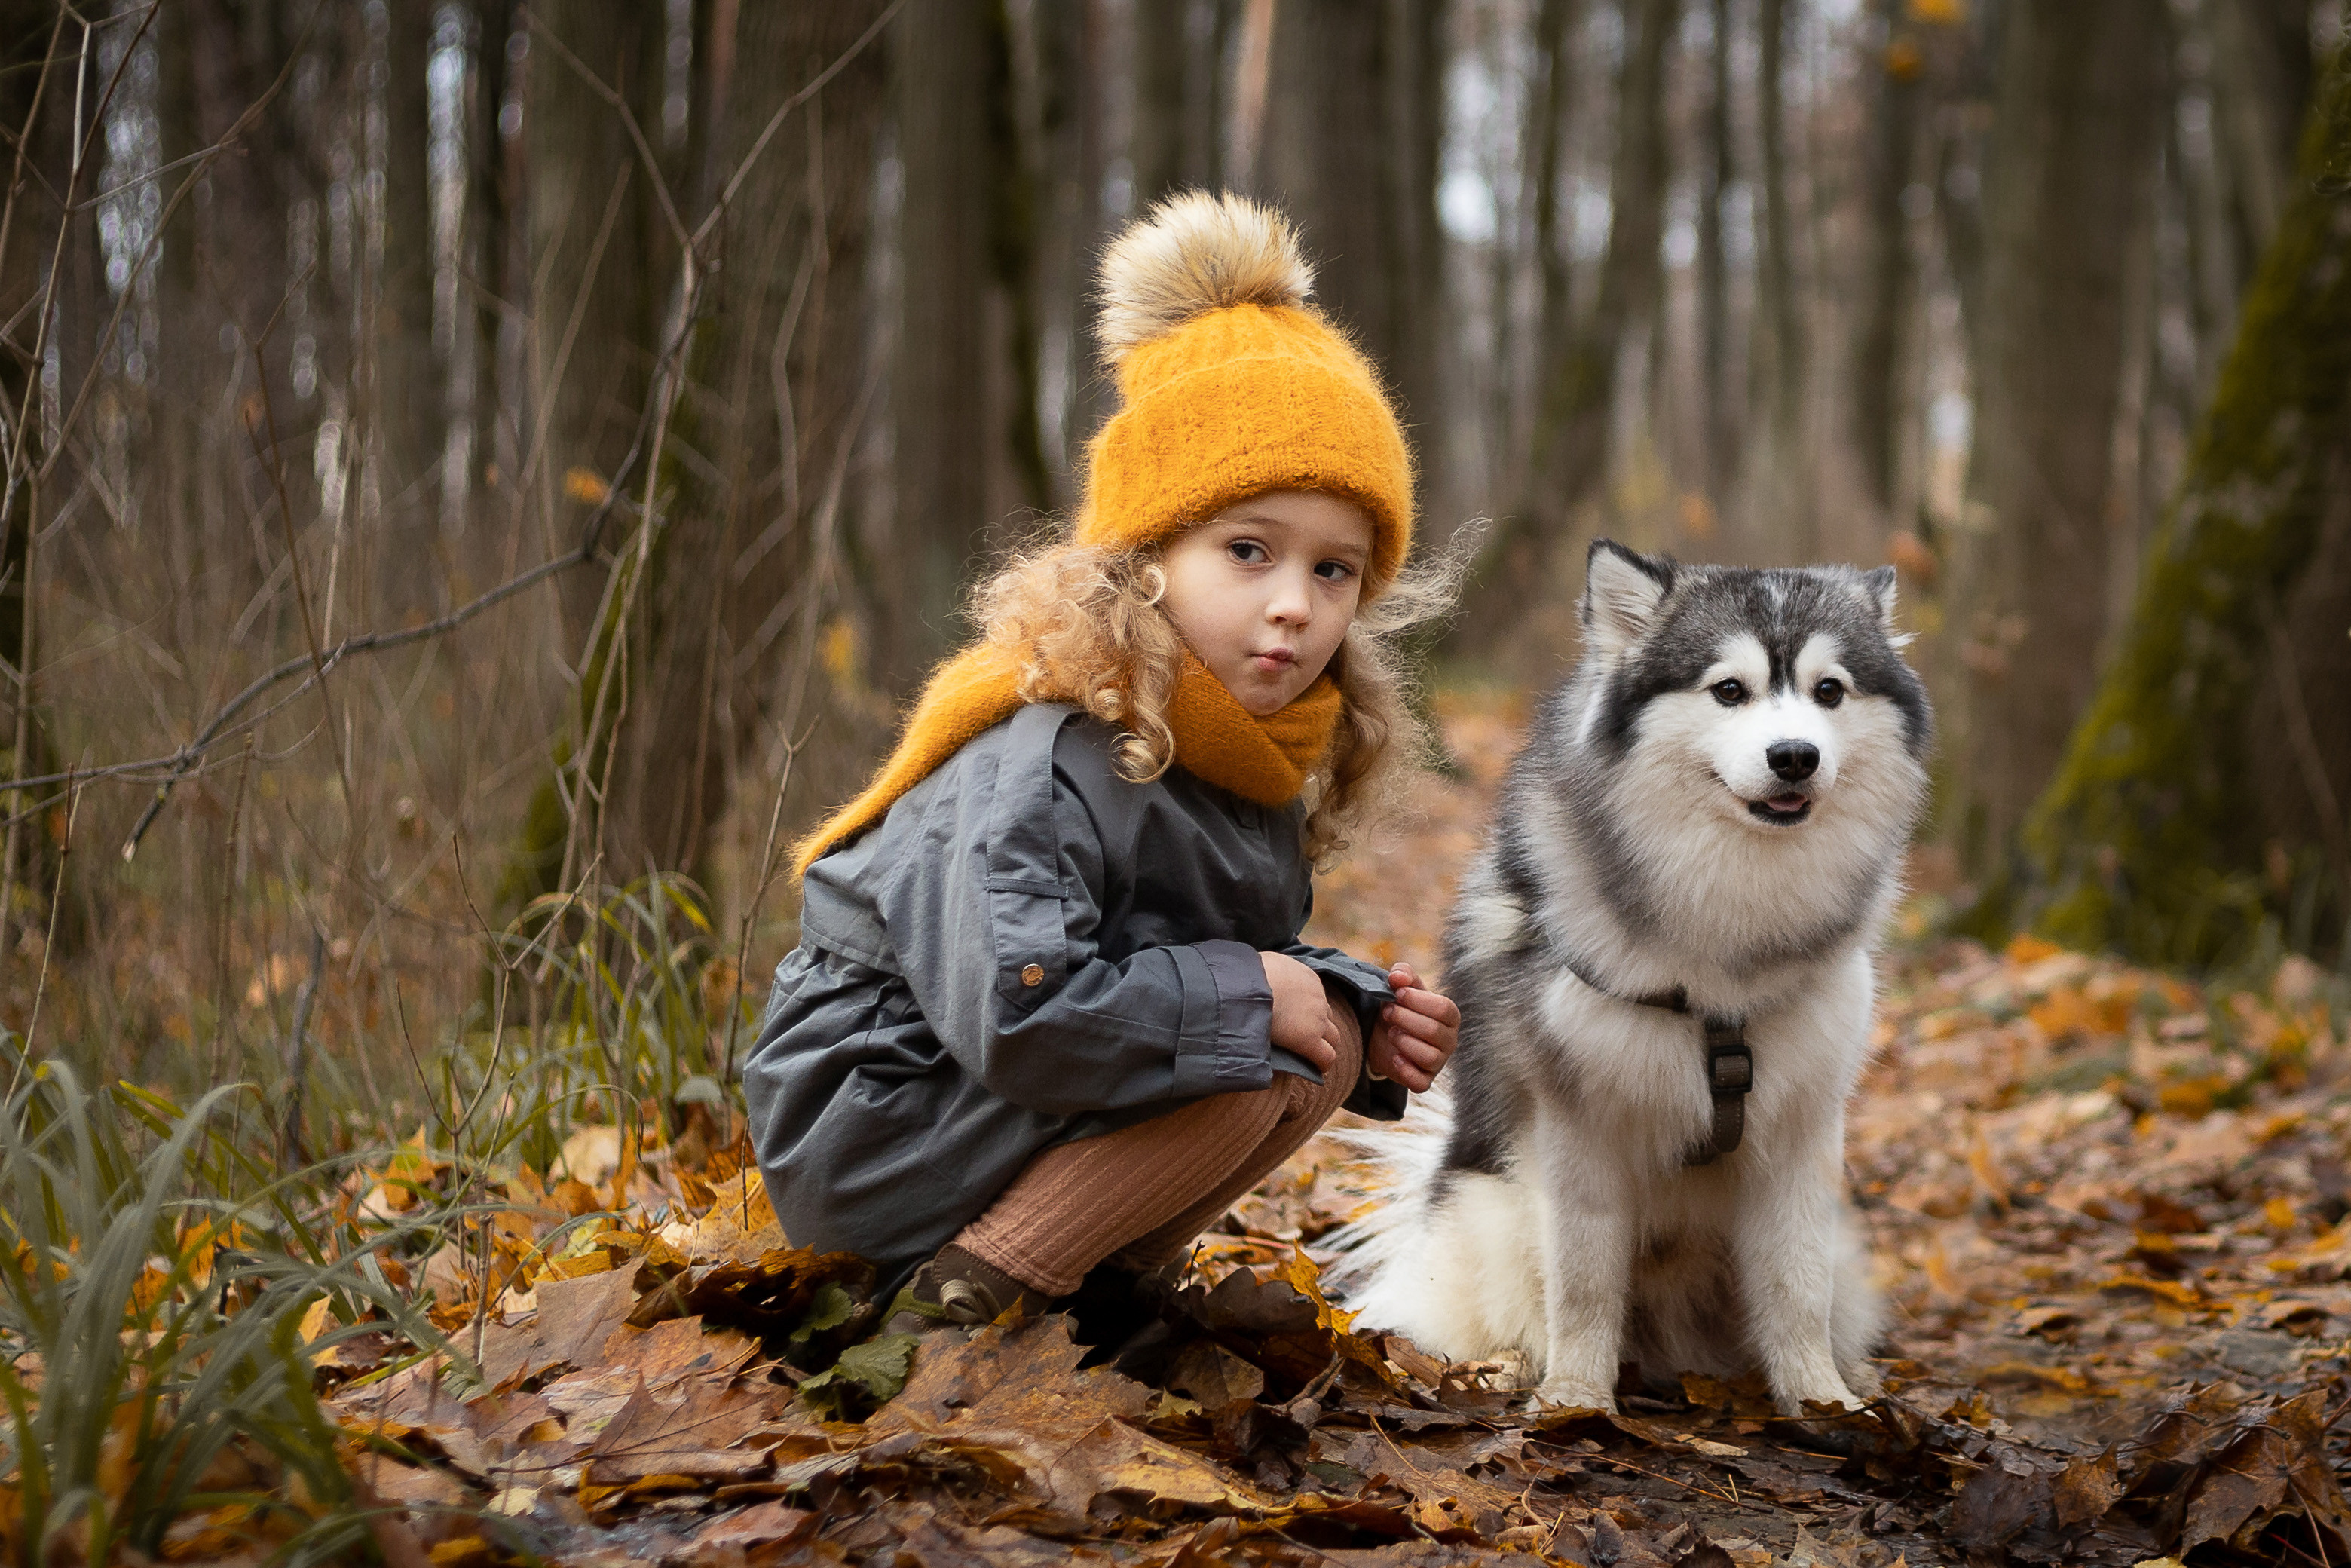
[1079,191,1417,593]
[1095,192,1314,366]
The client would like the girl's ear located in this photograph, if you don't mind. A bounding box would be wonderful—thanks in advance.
[1580,540,1675,658]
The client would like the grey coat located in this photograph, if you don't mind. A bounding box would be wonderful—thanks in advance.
[743,703,1405,1297]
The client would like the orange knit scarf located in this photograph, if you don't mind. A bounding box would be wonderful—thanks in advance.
[794,642,1342,876]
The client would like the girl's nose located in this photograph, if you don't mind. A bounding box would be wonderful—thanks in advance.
[1267,577,1312,624]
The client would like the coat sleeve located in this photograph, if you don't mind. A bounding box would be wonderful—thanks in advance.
[876,705,1277,1117]
[1284,939,1410,1121]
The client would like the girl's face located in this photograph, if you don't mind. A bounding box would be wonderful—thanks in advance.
[1159,488,1374,716]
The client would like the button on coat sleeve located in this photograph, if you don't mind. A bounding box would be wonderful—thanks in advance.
[875,706,1276,1116]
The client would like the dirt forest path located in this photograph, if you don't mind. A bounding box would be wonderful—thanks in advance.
[326,690,2351,1568]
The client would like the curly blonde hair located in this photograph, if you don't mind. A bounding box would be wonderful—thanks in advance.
[969,525,1462,866]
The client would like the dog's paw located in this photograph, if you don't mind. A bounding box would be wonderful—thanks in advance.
[1774,1381,1863,1418]
[1529,1380,1616,1414]
[1838,1360,1887,1401]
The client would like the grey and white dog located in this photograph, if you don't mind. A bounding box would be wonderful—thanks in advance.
[1334,541,1933,1413]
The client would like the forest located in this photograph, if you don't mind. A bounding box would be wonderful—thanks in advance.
[0,0,2346,1563]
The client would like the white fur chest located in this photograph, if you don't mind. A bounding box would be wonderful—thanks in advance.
[1526,942,1878,1178]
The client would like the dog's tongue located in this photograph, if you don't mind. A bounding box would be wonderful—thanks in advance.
[1766,793,1808,813]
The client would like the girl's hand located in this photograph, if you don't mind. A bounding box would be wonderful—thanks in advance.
[1371,963,1460,1092]
[1260,951,1342,1073]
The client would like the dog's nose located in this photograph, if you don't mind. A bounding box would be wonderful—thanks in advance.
[1766,740,1819,781]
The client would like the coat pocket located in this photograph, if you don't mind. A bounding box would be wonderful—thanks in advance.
[984,874,1067,1009]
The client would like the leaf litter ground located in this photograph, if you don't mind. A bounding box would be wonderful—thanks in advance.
[324,691,2351,1566]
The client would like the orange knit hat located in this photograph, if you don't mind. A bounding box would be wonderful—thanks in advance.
[1079,193,1416,592]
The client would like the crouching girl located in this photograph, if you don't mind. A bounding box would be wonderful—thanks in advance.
[743,192,1460,1337]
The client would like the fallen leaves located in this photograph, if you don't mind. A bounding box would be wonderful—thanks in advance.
[127,689,2351,1564]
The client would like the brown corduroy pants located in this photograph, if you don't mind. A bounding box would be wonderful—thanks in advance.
[955,1009,1364,1297]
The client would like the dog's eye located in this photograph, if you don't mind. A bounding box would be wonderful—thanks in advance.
[1814,678,1845,708]
[1710,679,1746,706]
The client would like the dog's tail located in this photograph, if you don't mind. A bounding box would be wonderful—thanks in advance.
[1318,1084,1453,1300]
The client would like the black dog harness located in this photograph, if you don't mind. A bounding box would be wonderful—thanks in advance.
[1555,951,1753,1167]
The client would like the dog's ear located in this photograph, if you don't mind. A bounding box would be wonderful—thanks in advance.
[1581,541,1674,657]
[1860,565,1906,642]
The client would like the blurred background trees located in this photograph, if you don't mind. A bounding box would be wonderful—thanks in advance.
[0,0,2345,1097]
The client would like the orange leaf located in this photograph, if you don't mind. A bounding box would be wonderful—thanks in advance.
[2005,933,2064,966]
[2101,1272,2205,1307]
[1273,1247,1360,1340]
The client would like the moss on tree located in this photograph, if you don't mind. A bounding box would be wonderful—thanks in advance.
[2019,53,2351,966]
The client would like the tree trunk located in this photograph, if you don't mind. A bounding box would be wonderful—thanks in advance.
[1385,0,1445,504]
[506,2,894,905]
[876,0,996,694]
[1746,0,1810,559]
[1528,0,1668,520]
[1454,0,1665,662]
[1529,0,1575,379]
[152,0,206,614]
[989,0,1052,524]
[2179,35,2245,400]
[1027,0,1110,492]
[525,0,658,617]
[1257,0,1445,456]
[1699,0,1734,503]
[380,0,439,612]
[179,0,305,590]
[1132,0,1186,207]
[2208,0,2312,260]
[1196,0,1240,188]
[1947,0,2166,899]
[2024,53,2351,966]
[615,0,889,886]
[499,2,660,907]
[0,0,62,960]
[1544,0,1667,510]
[470,0,519,547]
[1850,0,1920,522]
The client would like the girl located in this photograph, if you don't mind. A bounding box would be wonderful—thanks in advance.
[743,192,1460,1336]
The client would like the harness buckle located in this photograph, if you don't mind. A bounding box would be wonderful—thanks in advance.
[1707,1040,1753,1094]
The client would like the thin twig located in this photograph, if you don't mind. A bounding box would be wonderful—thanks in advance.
[1575,1449,1749,1508]
[722,723,810,1085]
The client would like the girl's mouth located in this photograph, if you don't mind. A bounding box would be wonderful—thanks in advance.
[1251,649,1296,673]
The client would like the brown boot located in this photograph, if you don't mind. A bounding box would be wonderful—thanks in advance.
[882,1244,1054,1337]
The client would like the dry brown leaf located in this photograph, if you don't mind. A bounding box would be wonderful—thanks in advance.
[474,1266,638,1389]
[2172,1389,2351,1556]
[583,1377,784,1486]
[599,1313,763,1388]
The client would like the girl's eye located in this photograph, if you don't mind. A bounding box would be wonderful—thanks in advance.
[1710,679,1746,706]
[1814,677,1845,708]
[1314,559,1357,583]
[1227,540,1269,565]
